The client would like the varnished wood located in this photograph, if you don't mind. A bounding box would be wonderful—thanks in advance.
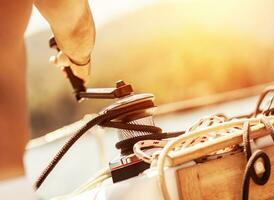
[176,145,274,200]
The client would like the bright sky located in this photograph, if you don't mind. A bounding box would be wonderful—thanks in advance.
[25,0,157,37]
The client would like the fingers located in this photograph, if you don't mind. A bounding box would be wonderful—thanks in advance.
[49,51,70,67]
[49,51,91,83]
[70,63,91,84]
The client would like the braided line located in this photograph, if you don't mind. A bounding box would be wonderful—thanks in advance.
[241,121,271,200]
[241,150,271,200]
[34,102,160,190]
[133,140,167,164]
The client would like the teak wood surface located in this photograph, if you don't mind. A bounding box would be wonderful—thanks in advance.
[176,145,274,200]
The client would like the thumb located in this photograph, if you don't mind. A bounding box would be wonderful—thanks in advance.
[49,51,71,68]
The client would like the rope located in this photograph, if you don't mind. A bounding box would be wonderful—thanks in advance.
[133,114,233,165]
[34,102,162,190]
[241,150,271,200]
[241,121,271,200]
[133,140,167,164]
[261,115,274,140]
[156,116,274,200]
[116,132,182,155]
[35,87,274,195]
[254,86,274,116]
[72,167,111,195]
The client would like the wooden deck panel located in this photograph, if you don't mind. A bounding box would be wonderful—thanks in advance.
[177,145,274,200]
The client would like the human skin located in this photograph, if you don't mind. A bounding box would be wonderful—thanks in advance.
[0,0,95,180]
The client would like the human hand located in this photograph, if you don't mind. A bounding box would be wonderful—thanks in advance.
[36,0,95,84]
[49,50,91,84]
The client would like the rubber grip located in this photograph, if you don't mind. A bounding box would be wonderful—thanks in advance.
[63,67,86,100]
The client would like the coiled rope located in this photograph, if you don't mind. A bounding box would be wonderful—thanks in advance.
[34,101,161,190]
[34,100,182,190]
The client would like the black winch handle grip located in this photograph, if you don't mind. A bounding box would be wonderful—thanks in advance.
[49,37,86,101]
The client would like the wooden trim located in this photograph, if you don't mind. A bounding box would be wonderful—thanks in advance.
[176,145,274,200]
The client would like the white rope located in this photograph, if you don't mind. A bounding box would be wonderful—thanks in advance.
[156,116,274,200]
[133,140,167,163]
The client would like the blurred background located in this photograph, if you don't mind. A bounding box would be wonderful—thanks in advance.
[26,0,274,138]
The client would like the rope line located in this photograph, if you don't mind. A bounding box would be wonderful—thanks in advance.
[34,102,162,190]
[241,121,271,200]
[35,86,274,199]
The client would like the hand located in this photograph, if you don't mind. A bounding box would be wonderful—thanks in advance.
[49,51,91,83]
[35,0,95,84]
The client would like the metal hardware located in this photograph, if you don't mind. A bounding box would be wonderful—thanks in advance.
[49,37,160,183]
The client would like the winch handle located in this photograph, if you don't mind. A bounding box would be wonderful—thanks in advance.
[49,37,133,101]
[49,37,86,101]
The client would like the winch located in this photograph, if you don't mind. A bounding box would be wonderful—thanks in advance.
[48,38,164,183]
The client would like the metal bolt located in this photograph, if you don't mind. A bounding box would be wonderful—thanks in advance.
[116,80,126,88]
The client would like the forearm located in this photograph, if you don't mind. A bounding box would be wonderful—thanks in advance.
[0,42,29,180]
[34,0,95,63]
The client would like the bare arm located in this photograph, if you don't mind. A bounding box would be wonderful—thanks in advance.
[34,0,95,81]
